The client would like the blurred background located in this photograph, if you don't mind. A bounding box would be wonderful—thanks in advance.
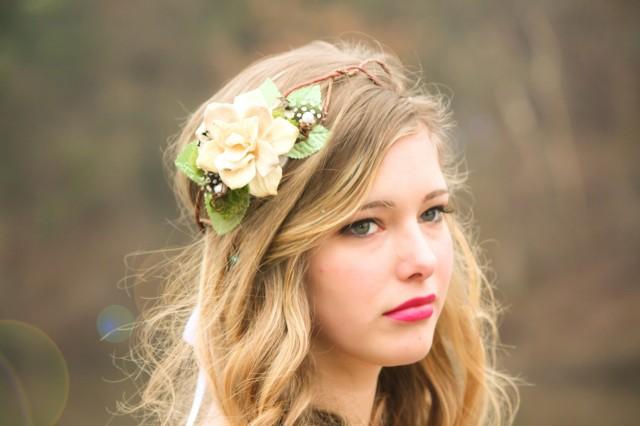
[1,0,638,425]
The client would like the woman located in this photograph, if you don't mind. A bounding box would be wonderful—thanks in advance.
[124,39,520,425]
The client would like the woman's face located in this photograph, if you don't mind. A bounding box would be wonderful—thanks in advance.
[306,127,454,367]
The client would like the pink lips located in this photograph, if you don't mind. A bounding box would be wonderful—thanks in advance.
[383,294,436,322]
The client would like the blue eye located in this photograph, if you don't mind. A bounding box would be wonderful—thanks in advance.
[421,205,454,223]
[340,205,454,237]
[341,219,380,237]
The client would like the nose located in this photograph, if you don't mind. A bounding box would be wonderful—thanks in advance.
[394,224,437,282]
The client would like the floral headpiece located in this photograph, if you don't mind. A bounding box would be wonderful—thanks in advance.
[175,60,391,235]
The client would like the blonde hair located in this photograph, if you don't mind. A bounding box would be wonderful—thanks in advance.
[120,39,521,425]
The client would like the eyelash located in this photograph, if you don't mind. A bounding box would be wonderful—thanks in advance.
[340,205,455,237]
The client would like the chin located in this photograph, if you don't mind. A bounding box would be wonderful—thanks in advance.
[370,332,436,367]
[382,345,433,367]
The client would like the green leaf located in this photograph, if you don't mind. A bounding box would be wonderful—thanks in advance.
[204,187,250,235]
[286,84,322,108]
[272,107,285,119]
[259,78,282,109]
[287,125,330,159]
[175,141,204,185]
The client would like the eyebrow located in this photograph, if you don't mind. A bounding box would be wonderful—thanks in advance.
[358,189,449,211]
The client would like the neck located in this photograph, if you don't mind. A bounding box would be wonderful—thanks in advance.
[310,344,382,425]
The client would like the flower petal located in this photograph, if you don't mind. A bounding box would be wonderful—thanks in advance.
[242,105,272,135]
[265,118,299,155]
[222,135,251,161]
[234,89,268,111]
[203,103,238,128]
[196,140,223,172]
[217,155,256,189]
[249,166,282,197]
[240,116,260,146]
[225,131,245,145]
[195,123,213,143]
[255,139,280,177]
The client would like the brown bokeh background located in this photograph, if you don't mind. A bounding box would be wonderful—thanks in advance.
[1,0,638,425]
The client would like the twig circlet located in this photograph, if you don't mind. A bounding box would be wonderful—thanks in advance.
[193,59,391,232]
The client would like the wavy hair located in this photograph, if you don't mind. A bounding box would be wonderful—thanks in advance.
[120,39,521,425]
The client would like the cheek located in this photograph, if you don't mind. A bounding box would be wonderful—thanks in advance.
[307,245,385,339]
[436,227,454,304]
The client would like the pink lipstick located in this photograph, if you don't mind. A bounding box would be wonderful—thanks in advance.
[383,294,436,322]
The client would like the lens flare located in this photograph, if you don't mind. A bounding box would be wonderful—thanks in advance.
[0,320,69,426]
[96,305,135,343]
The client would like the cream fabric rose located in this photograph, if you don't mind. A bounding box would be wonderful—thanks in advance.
[195,89,299,197]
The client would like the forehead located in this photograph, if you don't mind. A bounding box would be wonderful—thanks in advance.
[367,128,445,197]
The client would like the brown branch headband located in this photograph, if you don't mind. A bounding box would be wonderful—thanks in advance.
[178,59,392,234]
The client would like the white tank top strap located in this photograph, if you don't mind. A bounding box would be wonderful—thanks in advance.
[183,307,206,426]
[183,307,228,426]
